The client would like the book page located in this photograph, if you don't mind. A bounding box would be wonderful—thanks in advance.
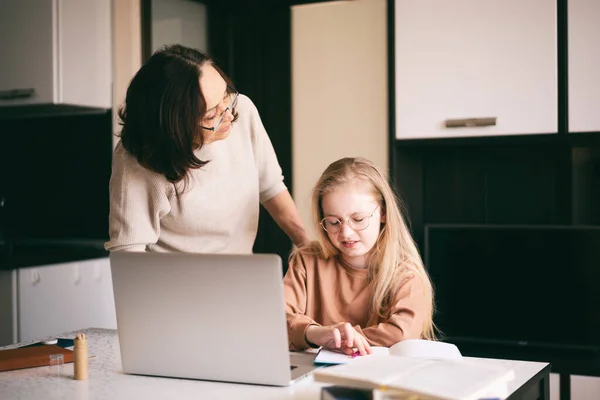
[388,339,463,360]
[386,359,514,400]
[314,356,514,400]
[314,355,429,387]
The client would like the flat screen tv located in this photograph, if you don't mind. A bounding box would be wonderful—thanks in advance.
[425,224,600,351]
[0,111,112,242]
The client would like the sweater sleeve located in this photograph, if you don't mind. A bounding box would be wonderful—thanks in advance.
[104,143,172,252]
[283,252,320,350]
[354,273,428,347]
[243,95,287,203]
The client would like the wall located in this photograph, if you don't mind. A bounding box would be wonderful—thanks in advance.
[112,0,142,141]
[151,0,207,54]
[291,0,388,237]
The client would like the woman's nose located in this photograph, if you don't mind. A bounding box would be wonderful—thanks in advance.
[222,107,234,122]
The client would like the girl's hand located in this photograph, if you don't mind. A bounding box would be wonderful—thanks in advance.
[306,323,372,356]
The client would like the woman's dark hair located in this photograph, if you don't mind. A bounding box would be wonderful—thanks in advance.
[117,44,237,186]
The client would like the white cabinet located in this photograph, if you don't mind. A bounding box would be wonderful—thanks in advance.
[0,0,112,109]
[568,0,600,133]
[394,0,557,139]
[17,258,117,342]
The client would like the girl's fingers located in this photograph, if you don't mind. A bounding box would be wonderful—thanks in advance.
[333,328,342,348]
[343,323,354,348]
[362,335,372,354]
[354,333,367,356]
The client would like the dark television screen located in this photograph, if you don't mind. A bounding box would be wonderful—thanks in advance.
[0,111,112,241]
[425,224,600,350]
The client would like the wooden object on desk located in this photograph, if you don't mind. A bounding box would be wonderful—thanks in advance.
[74,332,88,380]
[0,345,73,372]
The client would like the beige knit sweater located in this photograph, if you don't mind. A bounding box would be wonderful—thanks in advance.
[105,94,287,253]
[284,251,428,350]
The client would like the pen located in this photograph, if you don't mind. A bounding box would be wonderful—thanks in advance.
[351,350,361,358]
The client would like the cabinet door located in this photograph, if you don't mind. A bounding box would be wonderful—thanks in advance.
[18,258,117,342]
[0,0,112,109]
[59,0,112,108]
[0,0,56,106]
[569,0,600,133]
[394,0,557,139]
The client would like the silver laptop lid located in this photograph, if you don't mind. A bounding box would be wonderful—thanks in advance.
[110,252,293,386]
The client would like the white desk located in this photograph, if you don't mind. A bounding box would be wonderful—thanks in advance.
[0,328,550,400]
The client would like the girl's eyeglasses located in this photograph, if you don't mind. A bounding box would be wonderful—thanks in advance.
[320,206,380,233]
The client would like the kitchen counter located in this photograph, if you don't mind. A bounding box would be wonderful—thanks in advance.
[0,238,108,270]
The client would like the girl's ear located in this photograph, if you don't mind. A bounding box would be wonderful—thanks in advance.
[380,207,386,224]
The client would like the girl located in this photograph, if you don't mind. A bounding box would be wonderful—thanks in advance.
[284,157,436,355]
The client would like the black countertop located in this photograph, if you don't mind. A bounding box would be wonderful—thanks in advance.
[0,238,109,270]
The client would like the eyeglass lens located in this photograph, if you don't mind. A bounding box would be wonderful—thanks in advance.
[214,92,237,129]
[322,216,370,233]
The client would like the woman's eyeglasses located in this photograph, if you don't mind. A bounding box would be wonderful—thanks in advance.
[320,206,380,233]
[201,86,239,131]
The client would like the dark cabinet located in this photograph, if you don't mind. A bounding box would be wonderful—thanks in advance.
[393,141,588,250]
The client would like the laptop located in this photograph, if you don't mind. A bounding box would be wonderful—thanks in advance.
[110,252,318,386]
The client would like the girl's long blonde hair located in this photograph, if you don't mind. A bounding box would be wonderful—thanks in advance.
[304,157,436,340]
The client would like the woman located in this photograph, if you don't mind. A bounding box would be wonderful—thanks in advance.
[105,44,309,253]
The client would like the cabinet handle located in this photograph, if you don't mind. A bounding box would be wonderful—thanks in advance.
[73,265,81,285]
[30,269,41,285]
[444,117,497,128]
[0,88,35,100]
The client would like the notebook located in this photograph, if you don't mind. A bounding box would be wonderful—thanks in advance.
[0,345,74,372]
[314,339,463,365]
[315,346,390,364]
[313,355,515,400]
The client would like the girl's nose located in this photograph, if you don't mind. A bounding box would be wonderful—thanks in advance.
[339,222,355,236]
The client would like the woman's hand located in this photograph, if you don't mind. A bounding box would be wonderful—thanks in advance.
[305,323,372,356]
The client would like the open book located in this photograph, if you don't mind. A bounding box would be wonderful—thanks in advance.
[314,355,515,400]
[314,339,463,365]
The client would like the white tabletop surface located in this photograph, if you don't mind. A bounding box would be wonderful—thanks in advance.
[0,328,550,400]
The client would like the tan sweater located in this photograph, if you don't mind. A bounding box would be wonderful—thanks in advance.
[283,251,428,350]
[105,94,286,253]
